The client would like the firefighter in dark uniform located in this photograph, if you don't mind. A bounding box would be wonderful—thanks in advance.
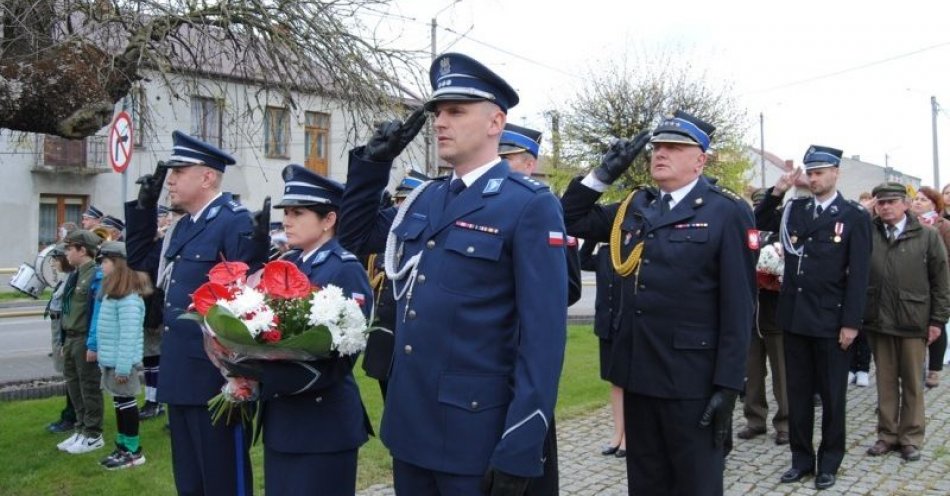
[362,171,429,398]
[498,123,583,496]
[755,146,871,490]
[560,111,757,496]
[223,164,374,495]
[125,131,269,495]
[339,53,569,496]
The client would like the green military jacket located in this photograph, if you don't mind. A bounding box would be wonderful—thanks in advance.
[863,214,950,337]
[61,260,97,334]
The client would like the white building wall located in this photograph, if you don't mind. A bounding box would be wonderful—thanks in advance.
[0,72,423,270]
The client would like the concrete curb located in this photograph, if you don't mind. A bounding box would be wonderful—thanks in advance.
[0,377,66,402]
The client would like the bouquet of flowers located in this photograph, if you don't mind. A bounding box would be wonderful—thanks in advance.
[185,260,370,424]
[756,241,784,292]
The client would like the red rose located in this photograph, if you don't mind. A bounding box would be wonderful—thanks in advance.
[259,260,311,299]
[208,261,250,287]
[261,330,282,343]
[191,282,234,316]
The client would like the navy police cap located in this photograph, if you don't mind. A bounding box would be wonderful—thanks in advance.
[395,170,430,198]
[166,130,236,172]
[82,205,104,219]
[499,124,542,158]
[651,110,715,152]
[274,164,344,208]
[101,215,125,232]
[426,53,519,113]
[803,145,843,170]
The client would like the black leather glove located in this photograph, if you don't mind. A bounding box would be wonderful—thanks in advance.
[361,107,427,162]
[135,162,168,209]
[699,387,738,449]
[592,130,651,184]
[251,196,272,242]
[480,468,530,496]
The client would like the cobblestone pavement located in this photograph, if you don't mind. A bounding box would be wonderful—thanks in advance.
[358,368,950,495]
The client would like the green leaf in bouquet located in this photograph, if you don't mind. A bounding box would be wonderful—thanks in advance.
[178,312,204,323]
[271,326,333,358]
[206,305,257,345]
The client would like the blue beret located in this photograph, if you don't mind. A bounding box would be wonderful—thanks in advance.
[166,130,236,172]
[83,205,104,219]
[803,145,843,170]
[426,53,519,113]
[499,124,542,158]
[274,164,344,208]
[101,215,125,232]
[395,170,430,197]
[651,110,715,151]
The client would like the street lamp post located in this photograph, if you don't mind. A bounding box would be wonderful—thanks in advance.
[427,0,462,176]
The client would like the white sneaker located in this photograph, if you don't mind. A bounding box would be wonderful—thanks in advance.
[57,432,82,451]
[67,434,104,454]
[848,372,856,384]
[855,371,870,387]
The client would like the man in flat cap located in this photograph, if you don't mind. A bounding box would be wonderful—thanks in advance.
[862,182,948,462]
[124,131,269,495]
[560,110,756,495]
[755,145,871,490]
[340,53,568,496]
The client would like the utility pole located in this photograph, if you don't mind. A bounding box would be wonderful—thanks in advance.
[932,96,940,187]
[759,112,765,189]
[428,1,461,177]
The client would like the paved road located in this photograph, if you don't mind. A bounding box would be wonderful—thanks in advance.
[0,315,57,383]
[359,368,950,495]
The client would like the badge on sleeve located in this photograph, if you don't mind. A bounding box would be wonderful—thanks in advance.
[747,229,760,250]
[548,231,565,247]
[352,292,366,306]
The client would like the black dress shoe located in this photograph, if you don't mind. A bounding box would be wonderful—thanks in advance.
[775,431,790,445]
[601,445,619,456]
[815,473,836,490]
[614,448,626,458]
[780,467,813,483]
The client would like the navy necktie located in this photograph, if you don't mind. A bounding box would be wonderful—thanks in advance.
[815,205,824,218]
[659,193,672,215]
[447,178,466,205]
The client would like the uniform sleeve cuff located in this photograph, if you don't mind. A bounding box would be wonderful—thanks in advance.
[580,172,609,193]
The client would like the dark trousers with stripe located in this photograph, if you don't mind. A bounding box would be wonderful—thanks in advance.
[784,331,851,475]
[168,405,253,496]
[623,393,725,496]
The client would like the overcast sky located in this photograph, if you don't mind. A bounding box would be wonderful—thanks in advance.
[373,0,950,186]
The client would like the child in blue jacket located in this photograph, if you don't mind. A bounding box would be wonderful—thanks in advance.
[93,241,152,469]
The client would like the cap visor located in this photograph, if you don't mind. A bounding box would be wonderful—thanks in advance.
[424,93,492,111]
[498,144,529,156]
[273,198,330,209]
[650,132,700,147]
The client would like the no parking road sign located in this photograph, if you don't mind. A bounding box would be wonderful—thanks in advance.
[109,111,134,173]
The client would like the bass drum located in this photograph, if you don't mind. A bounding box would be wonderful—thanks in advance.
[9,264,45,298]
[35,245,63,287]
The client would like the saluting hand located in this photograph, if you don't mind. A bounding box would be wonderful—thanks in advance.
[773,167,802,195]
[251,197,272,242]
[135,162,169,209]
[838,327,858,350]
[362,107,428,162]
[593,130,651,185]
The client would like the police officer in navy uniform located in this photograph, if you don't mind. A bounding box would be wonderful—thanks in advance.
[560,111,757,496]
[755,146,871,490]
[362,170,429,399]
[125,131,269,495]
[498,122,581,496]
[223,164,374,495]
[339,53,568,496]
